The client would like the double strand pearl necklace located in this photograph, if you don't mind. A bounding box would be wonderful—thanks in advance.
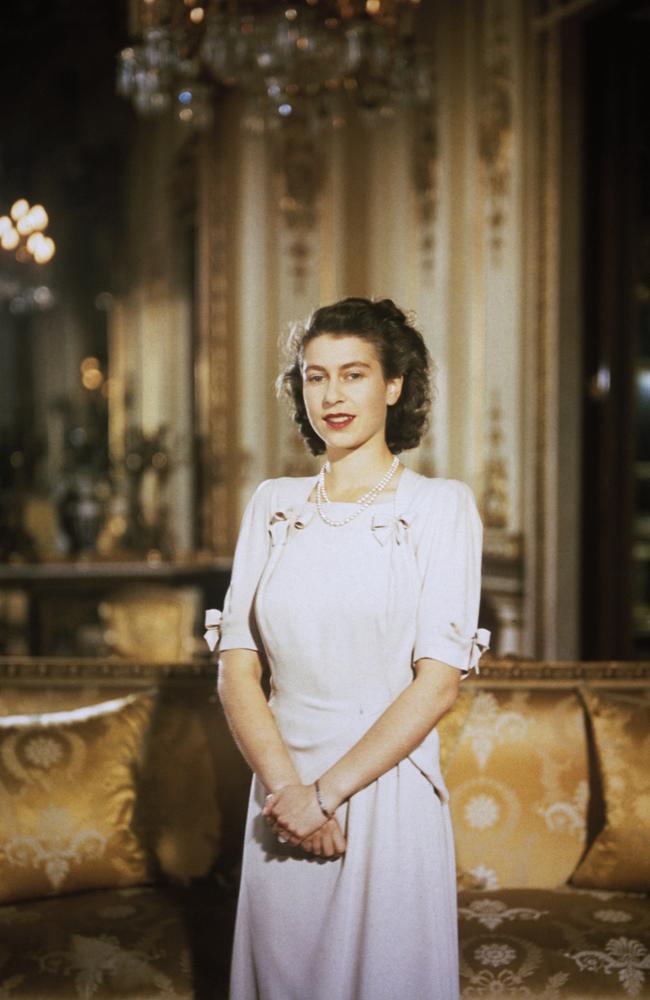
[315,455,400,527]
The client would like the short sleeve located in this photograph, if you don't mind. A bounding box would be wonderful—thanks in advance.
[218,480,272,654]
[412,480,488,676]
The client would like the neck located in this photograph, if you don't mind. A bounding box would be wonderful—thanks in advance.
[324,446,397,494]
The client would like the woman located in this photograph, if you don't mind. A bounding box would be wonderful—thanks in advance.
[205,297,490,1000]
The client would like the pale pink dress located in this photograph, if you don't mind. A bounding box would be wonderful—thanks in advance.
[214,466,488,1000]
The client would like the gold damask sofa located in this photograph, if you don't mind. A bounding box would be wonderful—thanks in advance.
[0,657,248,1000]
[0,657,648,1000]
[442,662,650,1000]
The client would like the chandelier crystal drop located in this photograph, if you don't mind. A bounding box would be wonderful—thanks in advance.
[116,1,434,132]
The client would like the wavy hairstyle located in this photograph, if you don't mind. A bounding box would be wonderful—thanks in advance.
[276,297,433,456]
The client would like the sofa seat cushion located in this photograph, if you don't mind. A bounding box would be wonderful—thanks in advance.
[458,886,650,999]
[0,882,236,999]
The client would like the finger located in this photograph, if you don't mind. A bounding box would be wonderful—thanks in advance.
[320,827,338,858]
[301,837,313,853]
[305,832,322,857]
[262,794,277,816]
[329,821,346,854]
[311,830,324,856]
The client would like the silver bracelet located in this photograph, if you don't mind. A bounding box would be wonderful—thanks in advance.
[314,779,334,819]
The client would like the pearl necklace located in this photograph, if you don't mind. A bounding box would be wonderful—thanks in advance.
[315,455,400,527]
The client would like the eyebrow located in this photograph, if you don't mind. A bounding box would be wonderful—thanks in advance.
[303,361,372,372]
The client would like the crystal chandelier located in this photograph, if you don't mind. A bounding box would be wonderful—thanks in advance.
[117,0,434,131]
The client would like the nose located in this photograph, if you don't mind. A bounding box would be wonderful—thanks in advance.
[323,377,344,406]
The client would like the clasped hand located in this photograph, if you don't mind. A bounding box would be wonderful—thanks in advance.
[263,783,346,858]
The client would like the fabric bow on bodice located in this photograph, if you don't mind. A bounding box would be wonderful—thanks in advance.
[370,512,411,546]
[268,507,315,546]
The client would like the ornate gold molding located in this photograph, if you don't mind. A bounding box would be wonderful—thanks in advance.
[471,660,650,685]
[195,115,241,556]
[412,97,439,275]
[0,656,217,684]
[272,119,326,292]
[1,657,647,686]
[533,21,560,653]
[481,391,510,530]
[484,529,523,564]
[478,0,514,257]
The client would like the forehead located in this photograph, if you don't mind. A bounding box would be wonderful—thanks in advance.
[302,334,379,367]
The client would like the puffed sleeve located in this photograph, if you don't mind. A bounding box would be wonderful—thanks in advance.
[412,480,490,677]
[206,479,272,655]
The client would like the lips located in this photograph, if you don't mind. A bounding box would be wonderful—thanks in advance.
[324,414,355,429]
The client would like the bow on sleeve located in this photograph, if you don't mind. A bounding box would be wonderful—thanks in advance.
[203,608,223,652]
[467,627,491,675]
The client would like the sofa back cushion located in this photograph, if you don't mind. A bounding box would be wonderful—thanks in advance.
[0,693,154,904]
[0,681,230,887]
[440,687,589,889]
[571,688,650,892]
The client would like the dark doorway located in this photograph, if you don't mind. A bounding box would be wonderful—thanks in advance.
[581,1,650,657]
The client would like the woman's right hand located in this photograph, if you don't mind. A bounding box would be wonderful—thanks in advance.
[300,816,346,858]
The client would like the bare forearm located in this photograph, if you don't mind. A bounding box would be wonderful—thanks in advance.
[317,661,460,812]
[217,651,299,794]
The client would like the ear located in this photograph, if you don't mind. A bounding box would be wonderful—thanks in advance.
[386,375,404,406]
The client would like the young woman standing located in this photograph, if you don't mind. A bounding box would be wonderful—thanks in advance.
[206,297,490,1000]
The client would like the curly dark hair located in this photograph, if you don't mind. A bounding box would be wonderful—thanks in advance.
[276,297,433,456]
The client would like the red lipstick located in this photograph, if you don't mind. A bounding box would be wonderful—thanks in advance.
[324,414,355,429]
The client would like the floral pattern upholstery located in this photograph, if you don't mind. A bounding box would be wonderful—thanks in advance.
[458,887,650,998]
[0,881,236,999]
[441,688,590,890]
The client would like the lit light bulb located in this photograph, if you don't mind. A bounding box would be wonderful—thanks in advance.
[34,236,55,263]
[29,205,48,230]
[10,199,29,221]
[1,228,20,250]
[0,216,12,236]
[81,356,101,373]
[82,368,104,390]
[17,213,36,236]
[27,232,45,254]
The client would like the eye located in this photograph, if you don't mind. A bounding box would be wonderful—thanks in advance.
[306,374,324,383]
[346,372,363,380]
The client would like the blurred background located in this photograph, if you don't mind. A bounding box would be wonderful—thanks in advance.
[0,0,647,662]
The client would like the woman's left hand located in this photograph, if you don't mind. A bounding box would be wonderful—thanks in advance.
[262,783,327,844]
